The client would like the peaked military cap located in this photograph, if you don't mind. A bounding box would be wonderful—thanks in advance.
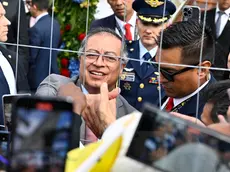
[132,0,176,24]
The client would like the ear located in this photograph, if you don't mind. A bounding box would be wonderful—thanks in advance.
[136,18,140,25]
[165,19,172,28]
[197,61,211,79]
[32,4,37,10]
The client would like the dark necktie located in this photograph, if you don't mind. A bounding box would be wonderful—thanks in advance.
[165,97,174,112]
[216,11,225,38]
[0,66,10,126]
[124,23,132,40]
[141,52,151,76]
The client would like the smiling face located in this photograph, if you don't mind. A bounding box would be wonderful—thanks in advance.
[137,19,166,50]
[79,33,125,93]
[0,3,10,42]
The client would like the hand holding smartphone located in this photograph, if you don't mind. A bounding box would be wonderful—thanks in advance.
[9,96,81,172]
[2,94,31,131]
[182,5,201,23]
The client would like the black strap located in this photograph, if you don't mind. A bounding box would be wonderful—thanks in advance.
[164,97,191,112]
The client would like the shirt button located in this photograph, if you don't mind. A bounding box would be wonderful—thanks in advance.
[140,83,144,89]
[137,97,142,102]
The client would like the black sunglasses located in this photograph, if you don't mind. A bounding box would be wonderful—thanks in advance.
[153,63,199,82]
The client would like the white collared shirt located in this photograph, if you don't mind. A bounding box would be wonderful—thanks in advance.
[139,41,158,65]
[35,12,49,24]
[115,12,137,39]
[81,84,89,95]
[215,5,230,36]
[0,51,17,94]
[161,74,211,110]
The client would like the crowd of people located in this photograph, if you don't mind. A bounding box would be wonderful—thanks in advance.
[0,0,230,169]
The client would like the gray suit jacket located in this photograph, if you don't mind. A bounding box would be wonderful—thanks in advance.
[35,74,136,141]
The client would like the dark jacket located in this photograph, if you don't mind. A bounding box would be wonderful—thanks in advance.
[120,40,165,111]
[202,8,230,80]
[90,14,116,31]
[0,45,30,92]
[4,0,30,74]
[162,75,216,119]
[28,14,60,91]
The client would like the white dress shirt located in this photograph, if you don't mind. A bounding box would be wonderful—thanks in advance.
[215,5,230,36]
[161,74,211,110]
[35,12,49,24]
[115,12,137,39]
[0,51,17,94]
[139,41,158,65]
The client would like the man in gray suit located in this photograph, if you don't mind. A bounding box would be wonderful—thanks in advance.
[36,27,136,142]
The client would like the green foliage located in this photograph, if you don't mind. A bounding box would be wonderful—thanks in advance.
[54,0,98,62]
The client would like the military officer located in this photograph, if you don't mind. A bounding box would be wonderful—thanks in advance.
[120,0,176,111]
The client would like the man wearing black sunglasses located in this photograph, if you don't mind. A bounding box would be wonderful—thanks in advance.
[120,0,176,111]
[156,20,216,119]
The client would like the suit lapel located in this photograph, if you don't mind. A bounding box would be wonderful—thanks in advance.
[207,8,230,39]
[110,14,116,30]
[220,19,230,37]
[207,8,216,37]
[127,41,142,78]
[0,46,16,75]
[116,95,124,118]
[103,14,116,30]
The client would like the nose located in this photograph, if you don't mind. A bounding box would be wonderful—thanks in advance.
[3,16,11,26]
[145,28,153,36]
[93,55,106,67]
[116,0,123,6]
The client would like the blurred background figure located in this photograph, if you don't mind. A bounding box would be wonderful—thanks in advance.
[26,0,60,92]
[158,20,215,119]
[90,0,138,40]
[120,0,176,111]
[202,0,230,80]
[0,0,30,126]
[3,0,30,75]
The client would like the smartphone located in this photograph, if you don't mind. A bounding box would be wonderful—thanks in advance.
[9,96,81,172]
[126,104,230,171]
[182,5,201,23]
[2,94,31,131]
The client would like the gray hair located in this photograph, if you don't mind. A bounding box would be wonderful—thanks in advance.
[78,27,128,64]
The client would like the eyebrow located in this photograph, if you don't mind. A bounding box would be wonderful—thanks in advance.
[85,49,117,56]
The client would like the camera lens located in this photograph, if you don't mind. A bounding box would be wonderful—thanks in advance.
[183,12,188,16]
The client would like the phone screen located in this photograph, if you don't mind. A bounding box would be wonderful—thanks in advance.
[2,94,31,131]
[127,104,230,171]
[10,98,74,172]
